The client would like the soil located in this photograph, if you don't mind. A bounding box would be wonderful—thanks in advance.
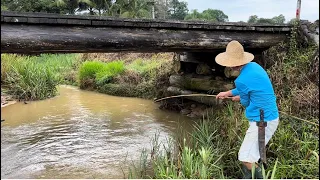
[1,93,16,108]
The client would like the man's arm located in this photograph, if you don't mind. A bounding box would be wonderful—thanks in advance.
[236,82,250,107]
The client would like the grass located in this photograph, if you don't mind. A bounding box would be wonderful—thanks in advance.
[79,55,173,99]
[127,103,319,179]
[126,22,319,179]
[1,53,82,100]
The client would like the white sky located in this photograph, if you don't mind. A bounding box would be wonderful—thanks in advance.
[184,0,319,22]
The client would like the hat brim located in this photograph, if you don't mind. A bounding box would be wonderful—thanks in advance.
[215,52,254,67]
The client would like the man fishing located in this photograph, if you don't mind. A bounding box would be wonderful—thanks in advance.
[215,40,279,179]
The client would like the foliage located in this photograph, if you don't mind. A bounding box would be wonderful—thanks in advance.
[265,22,319,120]
[185,8,228,22]
[1,53,81,100]
[78,61,105,88]
[119,0,151,18]
[247,14,286,24]
[167,0,188,20]
[128,103,319,179]
[97,56,173,99]
[95,61,125,85]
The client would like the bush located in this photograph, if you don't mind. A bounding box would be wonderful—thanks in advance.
[2,54,59,100]
[129,103,319,179]
[1,53,82,100]
[78,61,105,89]
[95,61,125,85]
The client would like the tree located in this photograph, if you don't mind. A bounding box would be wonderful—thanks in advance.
[184,9,203,20]
[154,0,169,19]
[247,14,286,24]
[271,14,286,24]
[120,0,152,18]
[201,9,228,22]
[185,8,228,22]
[1,0,61,13]
[168,0,188,20]
[247,15,258,23]
[256,18,275,24]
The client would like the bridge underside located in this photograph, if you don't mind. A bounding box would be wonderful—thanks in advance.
[2,24,289,54]
[1,11,291,54]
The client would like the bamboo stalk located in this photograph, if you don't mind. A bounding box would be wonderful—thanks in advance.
[154,94,319,127]
[153,94,232,102]
[279,111,319,127]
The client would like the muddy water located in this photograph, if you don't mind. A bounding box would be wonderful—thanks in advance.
[1,85,195,179]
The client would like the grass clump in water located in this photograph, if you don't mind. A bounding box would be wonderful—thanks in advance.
[78,60,125,89]
[95,61,125,85]
[1,53,81,100]
[79,55,173,99]
[78,61,105,89]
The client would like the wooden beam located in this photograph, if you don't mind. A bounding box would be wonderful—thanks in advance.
[1,24,289,53]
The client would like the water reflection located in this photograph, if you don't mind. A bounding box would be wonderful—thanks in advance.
[1,85,195,178]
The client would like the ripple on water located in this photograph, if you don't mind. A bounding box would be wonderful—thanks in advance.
[1,85,195,178]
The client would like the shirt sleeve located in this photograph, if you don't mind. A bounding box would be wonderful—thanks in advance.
[236,82,250,107]
[231,88,239,96]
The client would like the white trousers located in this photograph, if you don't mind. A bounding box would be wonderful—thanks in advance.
[238,118,279,163]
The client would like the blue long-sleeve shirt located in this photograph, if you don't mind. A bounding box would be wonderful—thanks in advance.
[231,62,279,121]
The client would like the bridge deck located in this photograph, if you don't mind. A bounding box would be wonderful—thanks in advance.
[1,11,292,53]
[1,11,292,31]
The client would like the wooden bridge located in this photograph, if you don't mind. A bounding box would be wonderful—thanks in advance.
[1,11,292,54]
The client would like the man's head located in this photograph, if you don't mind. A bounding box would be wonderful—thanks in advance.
[215,40,254,67]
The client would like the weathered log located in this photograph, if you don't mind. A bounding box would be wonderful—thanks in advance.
[1,24,290,53]
[169,74,234,93]
[196,63,212,75]
[172,53,182,73]
[166,86,222,105]
[299,21,319,46]
[224,67,240,78]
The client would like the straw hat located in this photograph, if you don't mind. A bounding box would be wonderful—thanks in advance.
[215,40,254,67]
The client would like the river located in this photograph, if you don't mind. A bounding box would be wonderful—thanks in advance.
[1,85,196,178]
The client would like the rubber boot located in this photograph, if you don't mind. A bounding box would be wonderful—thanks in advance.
[241,165,252,179]
[254,166,264,179]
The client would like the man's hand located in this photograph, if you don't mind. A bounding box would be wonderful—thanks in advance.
[216,91,232,99]
[232,95,240,102]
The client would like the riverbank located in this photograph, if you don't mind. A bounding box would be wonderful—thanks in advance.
[127,23,319,178]
[1,93,16,108]
[1,23,319,178]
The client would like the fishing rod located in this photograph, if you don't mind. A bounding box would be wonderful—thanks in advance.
[153,93,233,102]
[154,94,318,127]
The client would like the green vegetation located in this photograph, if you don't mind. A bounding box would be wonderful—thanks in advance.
[247,14,286,24]
[1,0,295,24]
[127,103,319,179]
[79,55,173,99]
[78,60,125,88]
[1,53,81,100]
[126,23,319,179]
[185,9,228,22]
[1,53,171,101]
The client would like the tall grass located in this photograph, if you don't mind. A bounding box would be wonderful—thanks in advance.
[95,61,125,85]
[1,54,81,100]
[78,60,125,89]
[78,61,105,89]
[79,56,173,99]
[127,24,319,179]
[128,103,319,179]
